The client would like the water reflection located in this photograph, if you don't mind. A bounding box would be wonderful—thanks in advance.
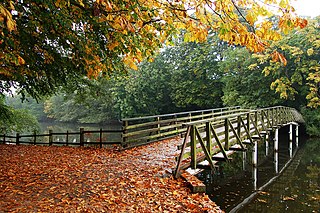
[196,126,318,212]
[239,138,319,212]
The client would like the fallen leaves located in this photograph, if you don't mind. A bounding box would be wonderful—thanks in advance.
[0,139,222,212]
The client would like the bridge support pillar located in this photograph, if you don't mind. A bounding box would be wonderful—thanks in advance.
[289,124,293,158]
[242,151,247,171]
[296,125,299,148]
[252,141,258,190]
[265,133,269,156]
[274,128,279,174]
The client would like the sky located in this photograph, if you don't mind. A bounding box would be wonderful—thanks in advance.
[291,0,320,17]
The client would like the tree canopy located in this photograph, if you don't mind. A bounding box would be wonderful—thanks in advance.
[0,0,307,98]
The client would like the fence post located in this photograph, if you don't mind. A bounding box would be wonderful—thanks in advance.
[122,120,128,146]
[80,128,84,146]
[33,130,37,145]
[157,116,160,136]
[16,133,20,145]
[224,118,229,150]
[3,134,5,144]
[66,130,69,146]
[100,128,103,148]
[49,130,53,146]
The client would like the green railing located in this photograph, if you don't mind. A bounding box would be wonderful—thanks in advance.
[121,106,244,147]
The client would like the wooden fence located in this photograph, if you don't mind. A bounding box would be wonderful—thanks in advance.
[1,128,122,148]
[1,106,303,150]
[0,106,246,148]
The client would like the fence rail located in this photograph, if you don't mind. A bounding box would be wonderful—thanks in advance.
[0,106,304,151]
[1,128,122,148]
[121,106,245,147]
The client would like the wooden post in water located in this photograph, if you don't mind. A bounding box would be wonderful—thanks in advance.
[289,124,293,158]
[80,128,84,146]
[274,128,279,174]
[252,141,258,190]
[3,134,5,144]
[295,125,299,148]
[242,151,247,171]
[265,133,269,156]
[49,130,53,146]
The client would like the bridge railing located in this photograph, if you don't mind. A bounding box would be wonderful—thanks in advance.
[174,106,300,178]
[121,106,246,147]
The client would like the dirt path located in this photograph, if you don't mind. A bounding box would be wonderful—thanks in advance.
[0,138,222,212]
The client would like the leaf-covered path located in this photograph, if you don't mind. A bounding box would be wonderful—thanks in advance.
[0,138,222,212]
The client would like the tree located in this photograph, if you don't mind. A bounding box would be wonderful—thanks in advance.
[0,95,40,134]
[0,0,307,99]
[254,17,320,107]
[220,47,284,108]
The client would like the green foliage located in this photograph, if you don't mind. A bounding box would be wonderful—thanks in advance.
[165,39,225,109]
[44,82,119,124]
[6,95,47,121]
[256,17,320,108]
[220,47,283,108]
[300,107,320,137]
[0,95,40,134]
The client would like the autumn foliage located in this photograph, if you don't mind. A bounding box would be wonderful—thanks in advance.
[0,138,222,212]
[0,0,307,98]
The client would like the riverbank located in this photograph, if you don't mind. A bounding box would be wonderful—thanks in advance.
[0,138,222,212]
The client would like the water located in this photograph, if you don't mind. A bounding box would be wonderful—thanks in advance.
[238,138,320,212]
[197,127,320,212]
[35,121,123,145]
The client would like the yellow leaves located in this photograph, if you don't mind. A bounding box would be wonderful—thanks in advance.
[307,48,314,56]
[271,51,287,66]
[123,56,138,70]
[18,56,25,65]
[270,78,296,99]
[246,11,257,26]
[0,3,16,32]
[78,0,85,7]
[107,41,119,51]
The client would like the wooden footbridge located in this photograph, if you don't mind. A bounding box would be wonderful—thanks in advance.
[1,106,304,181]
[173,106,304,179]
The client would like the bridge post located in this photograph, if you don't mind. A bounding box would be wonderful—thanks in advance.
[274,128,279,174]
[296,125,299,148]
[242,151,247,171]
[265,133,269,156]
[224,118,229,151]
[206,122,212,156]
[289,124,293,158]
[252,141,258,190]
[190,126,197,169]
